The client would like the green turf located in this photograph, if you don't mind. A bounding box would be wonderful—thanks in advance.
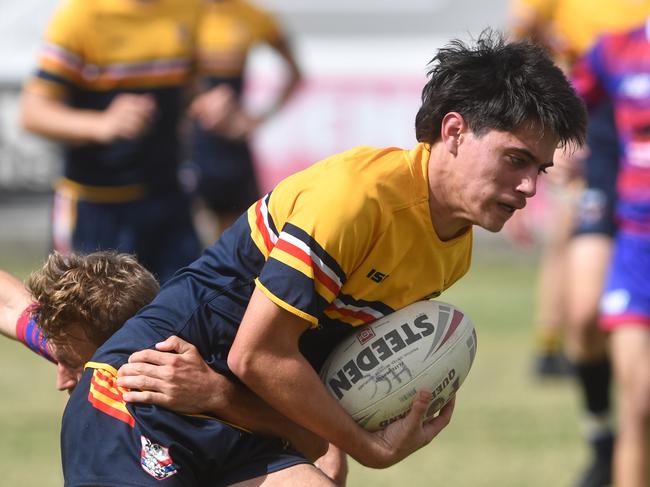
[0,246,589,486]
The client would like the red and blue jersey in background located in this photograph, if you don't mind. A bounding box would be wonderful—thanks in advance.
[573,20,650,237]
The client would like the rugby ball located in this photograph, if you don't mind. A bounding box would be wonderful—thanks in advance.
[320,300,477,432]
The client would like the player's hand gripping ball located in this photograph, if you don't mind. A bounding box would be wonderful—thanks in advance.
[320,300,477,431]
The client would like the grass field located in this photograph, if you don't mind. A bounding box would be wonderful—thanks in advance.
[0,239,589,487]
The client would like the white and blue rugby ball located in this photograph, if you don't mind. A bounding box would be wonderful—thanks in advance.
[320,300,477,432]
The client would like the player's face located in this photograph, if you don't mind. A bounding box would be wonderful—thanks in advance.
[453,124,557,232]
[49,325,98,394]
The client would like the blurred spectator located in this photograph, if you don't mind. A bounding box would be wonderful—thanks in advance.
[187,0,302,245]
[19,0,203,283]
[508,0,581,379]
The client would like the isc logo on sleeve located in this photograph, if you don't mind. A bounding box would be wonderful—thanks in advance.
[366,268,389,283]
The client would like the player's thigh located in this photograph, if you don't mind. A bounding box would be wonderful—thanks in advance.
[566,234,612,323]
[228,463,336,487]
[611,327,650,413]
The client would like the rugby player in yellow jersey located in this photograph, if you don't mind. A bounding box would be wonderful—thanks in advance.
[19,0,204,284]
[188,0,302,242]
[61,31,586,486]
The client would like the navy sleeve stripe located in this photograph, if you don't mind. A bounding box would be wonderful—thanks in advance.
[281,222,346,283]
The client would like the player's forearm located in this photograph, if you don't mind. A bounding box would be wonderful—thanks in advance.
[20,91,105,144]
[116,335,327,460]
[0,270,32,340]
[229,346,388,467]
[204,372,327,461]
[258,38,301,123]
[230,287,394,467]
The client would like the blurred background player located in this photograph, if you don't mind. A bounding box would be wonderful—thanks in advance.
[508,0,579,378]
[188,0,302,244]
[509,1,650,486]
[572,19,650,487]
[0,251,331,469]
[19,0,203,283]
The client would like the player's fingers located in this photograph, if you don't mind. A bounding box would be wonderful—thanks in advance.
[119,361,153,376]
[409,389,432,421]
[122,389,170,406]
[127,348,177,366]
[154,335,184,352]
[117,372,167,393]
[188,97,204,118]
[422,397,455,440]
[139,93,156,110]
[155,335,196,355]
[117,117,148,139]
[391,389,433,437]
[117,363,173,389]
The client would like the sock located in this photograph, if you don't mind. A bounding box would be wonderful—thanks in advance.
[574,357,613,439]
[535,327,564,355]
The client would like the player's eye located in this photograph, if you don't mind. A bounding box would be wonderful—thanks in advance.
[508,155,526,168]
[538,166,549,175]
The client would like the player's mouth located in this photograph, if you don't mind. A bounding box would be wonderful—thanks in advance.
[498,203,516,214]
[497,201,524,214]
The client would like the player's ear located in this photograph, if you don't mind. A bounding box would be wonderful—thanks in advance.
[440,112,466,156]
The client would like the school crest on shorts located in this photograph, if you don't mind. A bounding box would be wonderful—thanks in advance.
[140,435,179,480]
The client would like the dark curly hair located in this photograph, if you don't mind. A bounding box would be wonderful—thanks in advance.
[415,29,586,149]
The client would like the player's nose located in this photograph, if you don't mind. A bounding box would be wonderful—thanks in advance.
[517,170,538,198]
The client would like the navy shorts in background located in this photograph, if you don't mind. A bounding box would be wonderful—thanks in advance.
[56,192,201,284]
[574,100,619,237]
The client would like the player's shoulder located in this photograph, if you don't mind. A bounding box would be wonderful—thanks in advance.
[338,144,429,206]
[293,145,420,215]
[48,0,97,31]
[55,0,98,16]
[227,0,280,39]
[311,145,405,190]
[325,144,406,171]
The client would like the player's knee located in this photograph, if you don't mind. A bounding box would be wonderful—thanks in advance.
[626,387,650,426]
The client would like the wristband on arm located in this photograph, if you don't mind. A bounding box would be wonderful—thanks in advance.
[15,304,55,363]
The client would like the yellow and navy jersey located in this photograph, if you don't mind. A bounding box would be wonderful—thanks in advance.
[91,144,471,373]
[196,0,281,94]
[190,0,284,197]
[249,144,472,328]
[24,0,202,197]
[242,144,471,366]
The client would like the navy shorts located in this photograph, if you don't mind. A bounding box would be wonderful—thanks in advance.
[600,232,650,331]
[53,191,201,283]
[190,130,260,214]
[574,100,619,237]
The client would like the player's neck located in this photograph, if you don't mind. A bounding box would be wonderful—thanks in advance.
[426,143,472,241]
